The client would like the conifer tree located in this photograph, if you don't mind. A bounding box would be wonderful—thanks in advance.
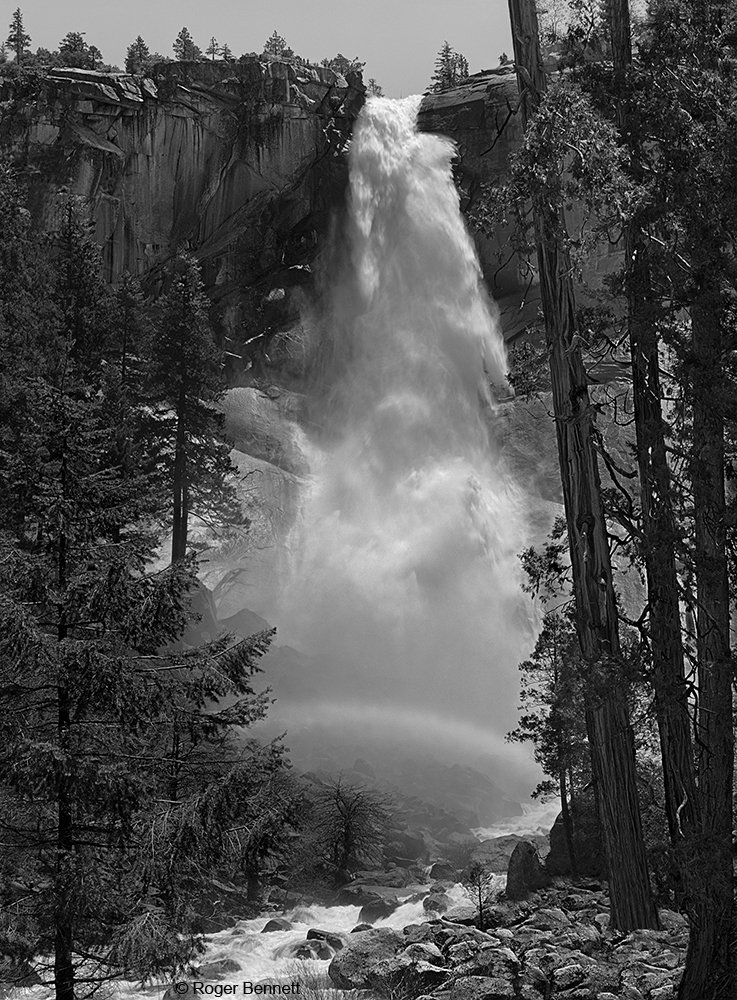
[0,177,282,992]
[57,31,102,69]
[263,29,288,57]
[146,252,240,564]
[172,26,200,61]
[206,36,219,61]
[430,41,469,92]
[48,201,112,366]
[507,611,589,871]
[6,8,30,63]
[0,361,278,992]
[125,35,150,73]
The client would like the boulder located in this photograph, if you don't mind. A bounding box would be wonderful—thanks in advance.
[448,975,516,999]
[447,940,520,980]
[261,917,292,932]
[403,942,446,966]
[424,891,453,914]
[369,953,450,994]
[278,938,335,960]
[306,927,346,950]
[444,902,480,925]
[351,922,373,932]
[195,959,241,979]
[328,927,404,989]
[506,841,549,900]
[430,860,459,880]
[359,896,400,923]
[472,836,529,872]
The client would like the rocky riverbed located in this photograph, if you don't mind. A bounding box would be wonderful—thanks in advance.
[158,852,687,1000]
[326,878,687,1000]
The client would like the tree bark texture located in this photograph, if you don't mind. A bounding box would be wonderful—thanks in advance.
[605,0,735,990]
[507,0,658,931]
[679,286,735,999]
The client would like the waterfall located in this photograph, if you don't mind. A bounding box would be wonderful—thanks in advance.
[275,96,530,739]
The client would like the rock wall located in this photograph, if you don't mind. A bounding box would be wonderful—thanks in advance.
[0,59,364,364]
[418,67,622,341]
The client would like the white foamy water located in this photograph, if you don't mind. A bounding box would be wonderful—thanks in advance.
[474,798,562,839]
[275,95,531,735]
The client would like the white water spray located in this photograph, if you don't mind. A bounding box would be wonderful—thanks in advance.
[276,97,531,734]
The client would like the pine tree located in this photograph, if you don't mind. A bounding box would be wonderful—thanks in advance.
[262,29,288,57]
[206,36,219,61]
[145,252,240,564]
[429,42,469,92]
[5,7,30,63]
[47,200,112,366]
[219,42,233,61]
[0,363,279,992]
[172,26,200,61]
[367,77,384,97]
[125,35,150,73]
[0,177,284,992]
[58,31,101,69]
[508,611,589,872]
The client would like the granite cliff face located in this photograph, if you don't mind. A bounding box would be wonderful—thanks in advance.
[419,67,622,341]
[0,59,364,362]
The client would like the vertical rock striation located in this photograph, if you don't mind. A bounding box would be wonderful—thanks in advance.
[0,59,364,362]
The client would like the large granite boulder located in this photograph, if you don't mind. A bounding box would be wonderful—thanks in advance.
[327,927,404,989]
[546,791,605,878]
[506,841,550,900]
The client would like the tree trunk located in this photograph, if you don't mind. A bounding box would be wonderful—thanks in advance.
[607,0,699,857]
[605,1,734,992]
[171,385,188,563]
[679,285,735,999]
[507,0,658,931]
[559,769,577,876]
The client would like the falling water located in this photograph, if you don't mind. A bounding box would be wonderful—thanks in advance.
[276,96,531,738]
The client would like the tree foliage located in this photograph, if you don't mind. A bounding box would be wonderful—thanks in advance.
[57,31,103,69]
[429,40,469,92]
[293,778,391,887]
[172,26,201,62]
[5,7,30,62]
[125,35,151,74]
[0,171,284,996]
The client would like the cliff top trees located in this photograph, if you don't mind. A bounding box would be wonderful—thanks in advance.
[172,26,201,62]
[125,35,151,74]
[262,29,290,58]
[6,8,30,63]
[58,31,102,69]
[429,40,469,92]
[322,53,365,75]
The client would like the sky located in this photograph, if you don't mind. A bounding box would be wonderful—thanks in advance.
[9,0,514,97]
